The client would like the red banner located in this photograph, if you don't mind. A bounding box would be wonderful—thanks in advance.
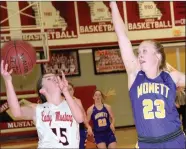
[74,85,96,111]
[77,2,124,34]
[18,2,37,30]
[173,2,186,26]
[0,1,9,29]
[0,1,10,42]
[0,120,35,129]
[18,2,78,40]
[126,2,172,31]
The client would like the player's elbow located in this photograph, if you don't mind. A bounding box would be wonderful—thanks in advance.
[12,111,22,119]
[76,113,84,123]
[12,108,25,119]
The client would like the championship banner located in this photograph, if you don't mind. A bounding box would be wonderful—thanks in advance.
[0,91,38,134]
[126,2,172,31]
[77,1,124,34]
[18,1,78,40]
[173,2,186,26]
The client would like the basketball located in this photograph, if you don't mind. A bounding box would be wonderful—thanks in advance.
[1,40,37,75]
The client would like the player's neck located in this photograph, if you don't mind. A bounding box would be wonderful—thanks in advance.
[145,67,161,79]
[95,102,103,107]
[47,93,64,106]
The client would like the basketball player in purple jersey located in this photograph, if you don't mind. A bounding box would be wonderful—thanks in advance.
[0,60,84,148]
[87,90,116,148]
[67,83,89,149]
[110,2,185,148]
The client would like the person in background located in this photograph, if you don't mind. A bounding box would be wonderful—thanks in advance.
[87,90,116,148]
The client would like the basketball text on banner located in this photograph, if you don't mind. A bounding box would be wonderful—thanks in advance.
[126,1,172,31]
[77,1,124,34]
[0,1,185,49]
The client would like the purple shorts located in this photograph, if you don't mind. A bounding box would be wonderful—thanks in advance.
[94,128,116,147]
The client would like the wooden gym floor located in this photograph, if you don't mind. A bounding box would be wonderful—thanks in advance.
[1,127,137,148]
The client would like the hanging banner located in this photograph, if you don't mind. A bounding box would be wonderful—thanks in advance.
[18,1,78,40]
[173,2,186,26]
[126,1,172,31]
[77,1,124,34]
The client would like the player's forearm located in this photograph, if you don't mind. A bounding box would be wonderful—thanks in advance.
[85,121,92,130]
[83,115,91,129]
[5,80,22,118]
[111,117,115,126]
[63,91,84,123]
[175,103,180,108]
[110,2,128,39]
[110,1,135,68]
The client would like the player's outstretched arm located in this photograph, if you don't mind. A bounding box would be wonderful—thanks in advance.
[0,60,36,120]
[110,2,139,75]
[57,71,83,123]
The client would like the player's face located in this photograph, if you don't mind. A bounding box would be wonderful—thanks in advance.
[138,41,159,72]
[68,85,74,97]
[93,91,102,103]
[42,73,60,92]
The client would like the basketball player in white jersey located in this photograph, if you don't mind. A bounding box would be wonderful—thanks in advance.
[0,60,84,148]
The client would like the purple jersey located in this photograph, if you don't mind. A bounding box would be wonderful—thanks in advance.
[91,105,110,132]
[129,70,181,137]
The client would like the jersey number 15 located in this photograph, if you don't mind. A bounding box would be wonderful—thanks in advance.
[51,128,69,146]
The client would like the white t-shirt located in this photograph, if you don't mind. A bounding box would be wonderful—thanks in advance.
[35,100,79,148]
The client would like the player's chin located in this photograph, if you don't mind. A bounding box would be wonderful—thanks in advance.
[140,65,148,72]
[97,99,101,102]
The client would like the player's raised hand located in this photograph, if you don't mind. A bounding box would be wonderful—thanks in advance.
[109,1,116,8]
[1,60,13,81]
[57,70,69,93]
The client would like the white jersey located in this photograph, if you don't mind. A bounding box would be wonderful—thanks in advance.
[35,100,79,148]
